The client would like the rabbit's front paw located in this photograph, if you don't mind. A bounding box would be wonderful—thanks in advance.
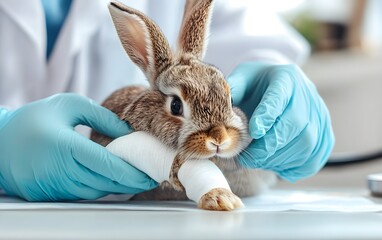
[198,188,244,211]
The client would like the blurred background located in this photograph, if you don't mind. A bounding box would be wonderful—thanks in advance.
[258,0,382,189]
[265,0,382,155]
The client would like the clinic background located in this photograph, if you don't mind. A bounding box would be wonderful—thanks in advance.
[283,0,381,155]
[265,0,382,189]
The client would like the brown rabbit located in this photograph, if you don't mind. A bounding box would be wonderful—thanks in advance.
[91,0,276,211]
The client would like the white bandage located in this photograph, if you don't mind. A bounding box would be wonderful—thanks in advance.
[106,131,231,202]
[106,132,175,183]
[178,160,231,202]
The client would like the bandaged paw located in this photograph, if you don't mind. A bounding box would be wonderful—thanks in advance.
[106,131,232,203]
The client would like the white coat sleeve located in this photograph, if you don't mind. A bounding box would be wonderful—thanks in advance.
[205,1,311,75]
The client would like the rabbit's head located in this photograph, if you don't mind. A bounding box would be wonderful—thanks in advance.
[109,0,251,160]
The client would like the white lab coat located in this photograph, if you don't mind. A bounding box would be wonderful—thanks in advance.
[0,0,309,109]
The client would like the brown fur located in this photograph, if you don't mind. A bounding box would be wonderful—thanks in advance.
[91,0,276,210]
[109,2,173,86]
[178,0,213,59]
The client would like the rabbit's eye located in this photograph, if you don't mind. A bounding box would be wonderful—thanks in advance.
[171,96,183,116]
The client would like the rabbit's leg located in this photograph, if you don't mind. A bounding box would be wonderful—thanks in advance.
[199,188,244,211]
[175,159,244,211]
[169,154,186,191]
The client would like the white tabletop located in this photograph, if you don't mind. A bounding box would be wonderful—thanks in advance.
[1,209,382,240]
[1,159,382,240]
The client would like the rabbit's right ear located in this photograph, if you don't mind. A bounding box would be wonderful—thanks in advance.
[178,0,214,60]
[108,1,173,88]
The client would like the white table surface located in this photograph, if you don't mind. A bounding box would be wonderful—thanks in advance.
[1,159,382,240]
[1,209,382,240]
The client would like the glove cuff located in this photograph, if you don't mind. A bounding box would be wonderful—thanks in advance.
[0,108,8,191]
[0,108,9,128]
[0,107,8,116]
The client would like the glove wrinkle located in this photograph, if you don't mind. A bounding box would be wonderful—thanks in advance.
[227,62,334,182]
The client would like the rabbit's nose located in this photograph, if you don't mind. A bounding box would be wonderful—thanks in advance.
[207,126,231,151]
[208,125,228,143]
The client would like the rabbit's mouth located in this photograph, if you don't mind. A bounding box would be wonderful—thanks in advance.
[182,150,239,161]
[206,141,239,159]
[214,150,241,159]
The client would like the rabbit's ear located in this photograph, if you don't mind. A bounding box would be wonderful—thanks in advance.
[109,1,172,87]
[177,0,214,60]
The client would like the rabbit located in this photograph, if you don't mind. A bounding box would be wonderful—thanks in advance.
[91,0,276,211]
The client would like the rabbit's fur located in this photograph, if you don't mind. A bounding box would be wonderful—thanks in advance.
[91,0,276,210]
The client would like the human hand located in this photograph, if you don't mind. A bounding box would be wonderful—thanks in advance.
[0,93,157,201]
[227,62,335,182]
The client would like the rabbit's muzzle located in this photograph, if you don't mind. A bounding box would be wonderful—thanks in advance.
[181,125,242,159]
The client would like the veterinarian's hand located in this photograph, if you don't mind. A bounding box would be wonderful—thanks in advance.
[227,62,335,182]
[0,94,157,201]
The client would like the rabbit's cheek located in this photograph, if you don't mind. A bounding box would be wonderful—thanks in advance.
[224,128,241,152]
[182,132,212,157]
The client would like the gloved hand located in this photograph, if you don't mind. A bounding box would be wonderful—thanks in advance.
[0,93,157,201]
[227,62,335,182]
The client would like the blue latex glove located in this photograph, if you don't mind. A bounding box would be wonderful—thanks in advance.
[227,62,335,182]
[0,93,157,201]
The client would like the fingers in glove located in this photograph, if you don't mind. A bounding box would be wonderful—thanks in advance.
[249,67,294,139]
[49,93,132,138]
[68,131,158,191]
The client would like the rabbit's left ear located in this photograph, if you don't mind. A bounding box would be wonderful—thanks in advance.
[108,1,173,88]
[177,0,214,60]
